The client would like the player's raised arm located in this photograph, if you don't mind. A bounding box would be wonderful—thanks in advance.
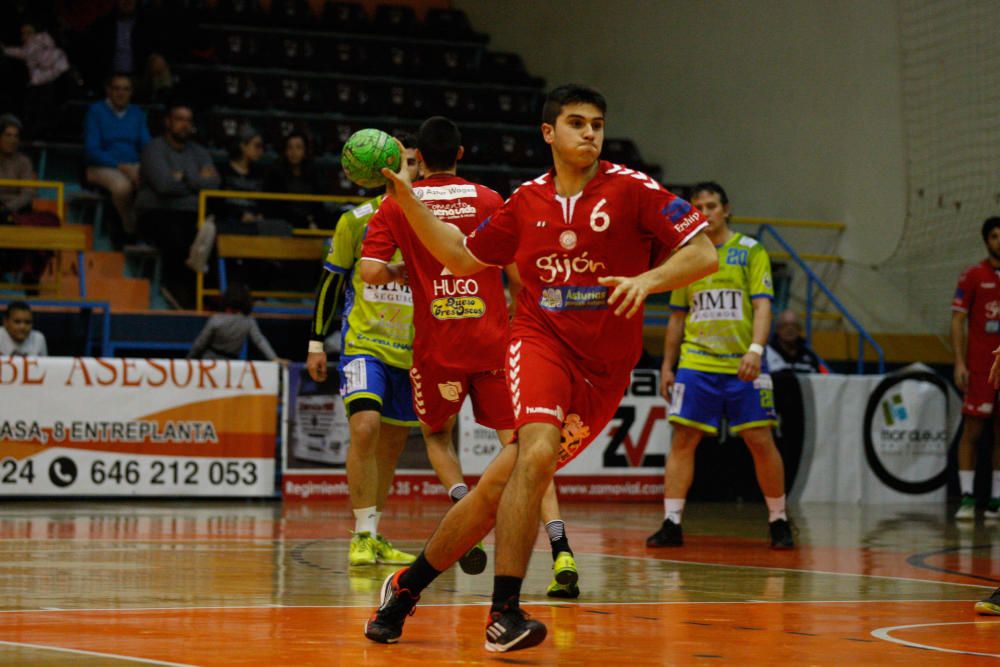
[599,232,718,318]
[381,166,484,276]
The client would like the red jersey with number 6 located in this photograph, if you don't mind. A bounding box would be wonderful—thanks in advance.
[362,173,508,370]
[952,259,1000,369]
[464,161,708,373]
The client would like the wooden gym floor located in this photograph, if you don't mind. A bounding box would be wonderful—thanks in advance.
[0,499,996,665]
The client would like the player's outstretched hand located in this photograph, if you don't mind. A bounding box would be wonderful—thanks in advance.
[599,275,650,319]
[306,351,328,382]
[989,348,1000,389]
[737,350,762,382]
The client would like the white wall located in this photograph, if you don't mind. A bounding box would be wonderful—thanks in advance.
[457,0,934,334]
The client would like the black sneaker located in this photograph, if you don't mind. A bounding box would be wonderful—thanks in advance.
[364,569,419,644]
[769,518,795,549]
[458,541,488,575]
[484,605,547,653]
[646,518,683,547]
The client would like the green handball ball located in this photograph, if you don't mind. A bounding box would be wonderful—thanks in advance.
[340,128,401,188]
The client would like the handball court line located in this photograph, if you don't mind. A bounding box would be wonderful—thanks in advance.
[0,640,197,666]
[870,620,1000,658]
[0,599,984,614]
[598,551,999,590]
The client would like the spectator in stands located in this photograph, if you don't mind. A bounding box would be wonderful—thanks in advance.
[216,124,266,230]
[1,21,76,139]
[134,53,175,105]
[84,72,150,247]
[0,301,47,356]
[263,131,329,229]
[135,100,219,309]
[0,114,35,214]
[188,283,282,362]
[766,309,828,374]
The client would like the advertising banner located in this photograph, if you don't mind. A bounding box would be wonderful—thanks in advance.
[282,364,672,500]
[0,356,279,496]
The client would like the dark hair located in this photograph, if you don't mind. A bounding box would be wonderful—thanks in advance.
[283,130,311,156]
[691,181,730,206]
[416,117,460,171]
[0,113,22,135]
[165,98,193,116]
[981,216,1000,241]
[105,72,132,87]
[228,124,261,160]
[396,132,417,150]
[222,283,253,315]
[4,300,31,319]
[541,84,607,126]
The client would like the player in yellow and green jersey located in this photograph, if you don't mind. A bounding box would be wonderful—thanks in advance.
[306,137,422,568]
[646,182,794,550]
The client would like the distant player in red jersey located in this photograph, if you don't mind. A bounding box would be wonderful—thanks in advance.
[362,84,717,653]
[952,216,1000,521]
[359,115,582,597]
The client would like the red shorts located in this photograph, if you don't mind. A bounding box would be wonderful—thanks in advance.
[962,370,999,417]
[508,334,630,469]
[409,360,514,433]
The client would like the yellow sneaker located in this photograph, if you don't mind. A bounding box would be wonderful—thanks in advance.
[349,531,377,566]
[546,579,580,598]
[374,534,416,565]
[552,551,578,586]
[975,588,1000,615]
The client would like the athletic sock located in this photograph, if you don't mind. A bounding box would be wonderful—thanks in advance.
[397,553,441,596]
[765,495,788,523]
[545,519,572,558]
[491,575,523,612]
[664,498,685,525]
[448,483,469,504]
[959,470,974,496]
[353,506,377,535]
[992,470,1000,499]
[372,510,382,535]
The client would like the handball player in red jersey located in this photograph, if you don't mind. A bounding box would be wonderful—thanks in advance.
[952,216,1000,521]
[363,84,718,653]
[360,115,584,597]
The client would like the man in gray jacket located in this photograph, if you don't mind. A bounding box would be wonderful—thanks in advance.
[136,100,219,309]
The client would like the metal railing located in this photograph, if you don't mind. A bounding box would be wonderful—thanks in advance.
[195,189,366,311]
[756,224,884,374]
[0,178,65,221]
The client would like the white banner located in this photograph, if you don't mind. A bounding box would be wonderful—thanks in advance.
[0,356,279,496]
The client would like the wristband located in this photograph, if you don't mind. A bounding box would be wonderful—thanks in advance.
[748,343,764,356]
[308,340,325,354]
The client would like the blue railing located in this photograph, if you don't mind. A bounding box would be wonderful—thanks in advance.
[756,224,884,374]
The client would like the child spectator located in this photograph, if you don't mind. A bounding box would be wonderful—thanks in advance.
[188,283,282,362]
[0,301,47,356]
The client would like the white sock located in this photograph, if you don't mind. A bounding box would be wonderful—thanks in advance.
[765,495,787,522]
[373,510,382,535]
[993,470,1000,498]
[353,506,377,535]
[664,498,685,525]
[959,470,974,496]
